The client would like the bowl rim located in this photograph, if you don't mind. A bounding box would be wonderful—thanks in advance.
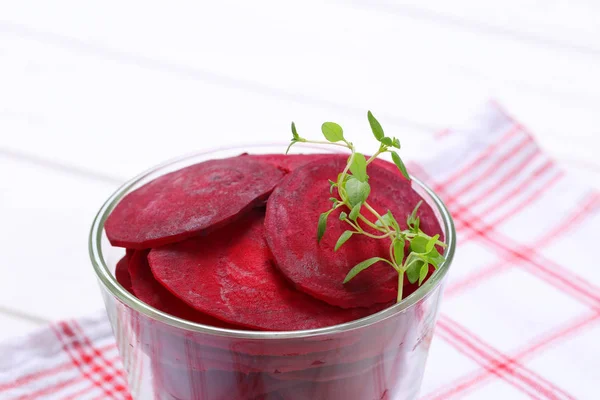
[89,143,456,339]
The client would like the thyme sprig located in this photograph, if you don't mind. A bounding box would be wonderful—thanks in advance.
[287,111,446,302]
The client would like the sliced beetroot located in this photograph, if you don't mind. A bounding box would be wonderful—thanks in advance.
[243,154,329,173]
[278,375,388,400]
[150,362,296,400]
[265,156,442,308]
[246,153,408,180]
[403,264,437,298]
[105,157,285,249]
[115,255,133,294]
[148,211,382,331]
[277,352,404,400]
[269,353,392,382]
[153,312,405,374]
[192,332,360,357]
[128,250,238,328]
[137,310,361,358]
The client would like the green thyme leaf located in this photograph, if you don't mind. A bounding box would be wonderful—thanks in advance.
[391,151,410,180]
[345,177,371,207]
[381,137,393,147]
[349,202,362,220]
[407,201,422,228]
[291,122,299,140]
[321,122,344,142]
[374,211,400,232]
[392,138,401,149]
[335,231,353,251]
[339,211,348,221]
[393,237,405,265]
[349,153,368,182]
[405,255,422,284]
[375,213,391,228]
[367,111,385,141]
[418,262,429,285]
[317,210,332,242]
[410,235,429,254]
[426,234,440,253]
[337,172,351,188]
[428,248,445,268]
[413,218,420,233]
[344,257,386,283]
[386,210,400,232]
[329,179,337,194]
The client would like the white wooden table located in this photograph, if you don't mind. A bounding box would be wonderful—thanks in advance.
[1,0,598,344]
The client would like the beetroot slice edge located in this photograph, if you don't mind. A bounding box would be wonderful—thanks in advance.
[127,250,238,328]
[148,211,382,331]
[115,255,133,294]
[242,153,329,174]
[105,157,285,249]
[265,156,443,308]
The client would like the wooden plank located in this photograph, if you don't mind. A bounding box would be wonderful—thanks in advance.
[0,28,597,179]
[0,32,428,178]
[347,0,600,54]
[0,1,597,173]
[0,314,40,342]
[0,156,117,320]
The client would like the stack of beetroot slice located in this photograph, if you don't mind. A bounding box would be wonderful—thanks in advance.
[106,153,443,399]
[107,153,442,331]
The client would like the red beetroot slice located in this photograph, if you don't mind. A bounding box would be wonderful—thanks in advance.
[128,250,237,328]
[105,157,285,249]
[115,255,133,294]
[149,211,381,331]
[268,353,393,382]
[155,312,402,374]
[243,154,329,173]
[278,372,392,400]
[278,352,404,400]
[153,324,359,357]
[246,153,409,180]
[151,364,296,400]
[265,156,443,308]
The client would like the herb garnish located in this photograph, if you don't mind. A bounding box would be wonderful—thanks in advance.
[287,111,446,302]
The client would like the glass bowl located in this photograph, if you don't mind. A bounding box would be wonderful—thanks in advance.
[89,144,456,400]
